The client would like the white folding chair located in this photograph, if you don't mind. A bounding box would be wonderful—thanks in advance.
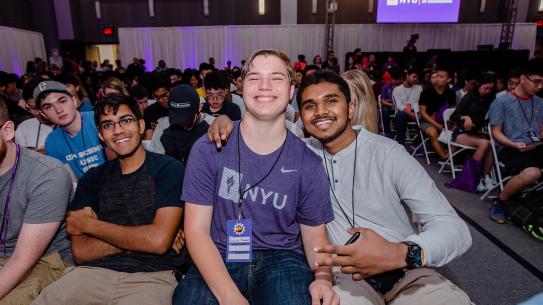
[377,95,386,136]
[411,104,431,165]
[438,108,477,178]
[480,124,511,200]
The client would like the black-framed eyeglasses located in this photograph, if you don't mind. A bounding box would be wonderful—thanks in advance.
[99,116,138,131]
[153,93,169,100]
[525,75,543,87]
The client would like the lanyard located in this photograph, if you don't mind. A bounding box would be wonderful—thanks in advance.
[516,96,534,129]
[35,122,42,148]
[235,122,286,220]
[0,144,21,255]
[322,135,358,228]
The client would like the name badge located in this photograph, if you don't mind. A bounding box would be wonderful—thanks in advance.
[226,219,252,263]
[528,131,540,142]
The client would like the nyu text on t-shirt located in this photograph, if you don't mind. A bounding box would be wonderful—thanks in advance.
[44,111,106,178]
[182,122,334,255]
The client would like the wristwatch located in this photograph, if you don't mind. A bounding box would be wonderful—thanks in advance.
[401,241,424,269]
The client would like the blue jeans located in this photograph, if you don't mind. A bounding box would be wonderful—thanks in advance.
[173,250,314,305]
[394,111,413,145]
[381,106,392,136]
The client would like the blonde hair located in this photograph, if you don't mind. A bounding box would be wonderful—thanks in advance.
[241,49,296,86]
[102,77,128,96]
[341,70,379,134]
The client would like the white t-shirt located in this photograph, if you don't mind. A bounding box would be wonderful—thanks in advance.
[392,84,423,112]
[15,118,54,149]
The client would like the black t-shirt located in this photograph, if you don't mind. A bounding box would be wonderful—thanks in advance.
[418,86,456,116]
[143,103,169,130]
[5,98,32,127]
[69,150,185,275]
[161,121,209,165]
[201,101,241,121]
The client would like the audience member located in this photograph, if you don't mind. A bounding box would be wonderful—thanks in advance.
[57,73,94,112]
[381,55,398,72]
[342,69,379,133]
[455,72,477,104]
[378,68,403,137]
[393,69,423,145]
[419,68,456,160]
[32,94,185,305]
[201,71,241,121]
[448,73,497,193]
[322,50,336,70]
[15,78,53,152]
[488,58,543,223]
[167,68,182,84]
[175,49,338,305]
[293,54,308,72]
[129,84,150,114]
[313,55,323,69]
[35,81,106,181]
[143,79,170,139]
[197,63,214,98]
[0,100,72,304]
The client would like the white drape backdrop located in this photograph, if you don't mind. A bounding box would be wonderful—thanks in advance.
[119,23,536,71]
[0,26,46,75]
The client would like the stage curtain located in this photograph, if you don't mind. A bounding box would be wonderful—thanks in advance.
[118,23,536,71]
[0,26,46,75]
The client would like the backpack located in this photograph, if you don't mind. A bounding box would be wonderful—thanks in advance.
[505,188,543,241]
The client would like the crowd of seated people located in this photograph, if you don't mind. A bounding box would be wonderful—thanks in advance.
[0,47,541,305]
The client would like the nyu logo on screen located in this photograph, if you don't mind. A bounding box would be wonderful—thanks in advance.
[378,0,459,23]
[387,0,453,6]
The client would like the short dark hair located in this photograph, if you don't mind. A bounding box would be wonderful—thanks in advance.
[204,71,228,90]
[406,68,419,77]
[22,77,43,100]
[57,73,80,86]
[166,68,182,78]
[94,93,142,126]
[297,69,351,111]
[199,63,214,73]
[522,58,543,77]
[388,67,403,80]
[129,84,149,100]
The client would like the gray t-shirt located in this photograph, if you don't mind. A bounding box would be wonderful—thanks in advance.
[0,147,72,262]
[489,91,543,145]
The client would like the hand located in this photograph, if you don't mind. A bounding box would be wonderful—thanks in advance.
[309,279,340,305]
[33,146,46,154]
[219,292,249,305]
[66,207,97,236]
[207,115,234,149]
[462,116,475,130]
[172,229,185,254]
[314,228,407,280]
[437,124,444,131]
[513,142,527,151]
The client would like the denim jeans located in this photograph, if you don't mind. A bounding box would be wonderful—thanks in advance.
[394,111,413,145]
[173,250,314,305]
[381,106,392,136]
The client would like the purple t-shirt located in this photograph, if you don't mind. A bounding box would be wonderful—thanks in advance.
[182,122,334,254]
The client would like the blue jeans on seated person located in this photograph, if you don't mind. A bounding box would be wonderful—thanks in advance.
[394,111,413,145]
[173,249,314,305]
[381,106,393,137]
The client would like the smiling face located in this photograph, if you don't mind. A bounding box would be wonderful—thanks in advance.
[242,54,294,121]
[300,82,354,144]
[97,104,144,158]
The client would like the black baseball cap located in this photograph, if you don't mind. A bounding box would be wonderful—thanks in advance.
[169,84,199,126]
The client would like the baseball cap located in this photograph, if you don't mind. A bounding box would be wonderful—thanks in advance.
[33,80,72,108]
[169,84,199,126]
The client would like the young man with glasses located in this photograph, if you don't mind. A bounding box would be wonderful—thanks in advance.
[143,80,171,139]
[14,78,53,153]
[0,99,72,304]
[488,58,543,224]
[201,71,241,121]
[32,94,185,305]
[34,81,106,181]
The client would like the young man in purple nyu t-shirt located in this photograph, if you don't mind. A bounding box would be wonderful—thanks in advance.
[174,49,339,305]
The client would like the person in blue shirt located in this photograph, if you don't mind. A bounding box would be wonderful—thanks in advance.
[33,80,106,181]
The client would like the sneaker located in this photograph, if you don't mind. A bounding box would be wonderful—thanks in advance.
[489,201,506,224]
[477,180,486,193]
[484,176,494,191]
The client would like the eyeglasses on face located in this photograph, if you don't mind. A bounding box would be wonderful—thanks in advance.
[525,75,543,87]
[99,116,138,131]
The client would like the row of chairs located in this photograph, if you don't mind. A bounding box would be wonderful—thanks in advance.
[376,99,509,200]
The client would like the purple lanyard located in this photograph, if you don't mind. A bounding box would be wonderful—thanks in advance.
[0,144,21,255]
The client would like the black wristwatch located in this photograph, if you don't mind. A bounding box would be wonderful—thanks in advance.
[401,241,424,269]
